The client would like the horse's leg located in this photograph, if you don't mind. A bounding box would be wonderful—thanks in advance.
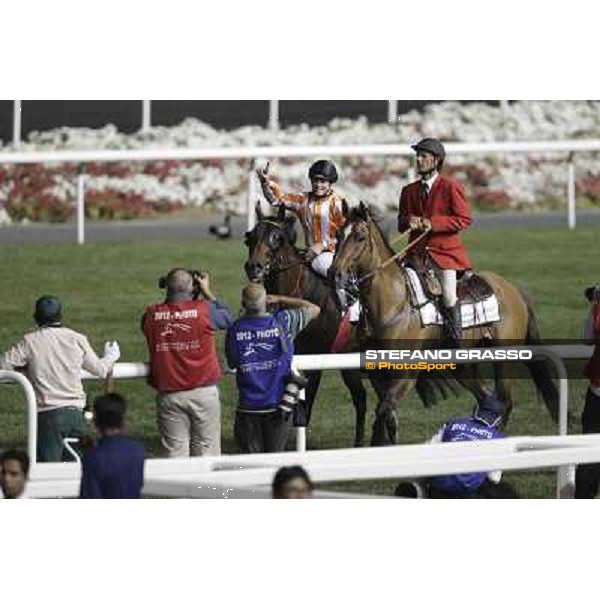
[493,361,514,427]
[453,363,495,406]
[340,369,367,447]
[370,376,416,446]
[304,370,323,425]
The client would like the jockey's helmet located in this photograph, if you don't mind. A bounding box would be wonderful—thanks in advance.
[473,393,504,428]
[411,138,446,163]
[309,160,338,184]
[34,295,62,326]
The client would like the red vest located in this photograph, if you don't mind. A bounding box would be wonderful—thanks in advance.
[585,303,600,387]
[143,299,221,393]
[398,175,472,270]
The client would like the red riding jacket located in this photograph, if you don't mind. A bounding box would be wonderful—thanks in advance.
[398,175,472,270]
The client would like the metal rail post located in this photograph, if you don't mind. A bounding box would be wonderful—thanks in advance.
[387,100,397,124]
[292,366,307,452]
[533,347,573,498]
[76,167,86,245]
[12,100,21,148]
[0,371,37,464]
[142,100,151,131]
[567,153,576,230]
[269,100,279,130]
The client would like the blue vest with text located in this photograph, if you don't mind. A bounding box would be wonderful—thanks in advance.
[226,312,294,410]
[429,417,504,494]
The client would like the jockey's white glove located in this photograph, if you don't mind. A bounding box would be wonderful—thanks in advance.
[103,341,121,363]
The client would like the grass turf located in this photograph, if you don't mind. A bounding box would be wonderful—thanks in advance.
[0,226,598,497]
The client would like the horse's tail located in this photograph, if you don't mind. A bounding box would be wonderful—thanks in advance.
[522,289,559,422]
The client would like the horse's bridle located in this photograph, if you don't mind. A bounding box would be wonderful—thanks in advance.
[341,220,429,286]
[249,220,310,277]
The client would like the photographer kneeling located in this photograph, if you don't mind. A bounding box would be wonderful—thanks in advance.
[226,283,320,453]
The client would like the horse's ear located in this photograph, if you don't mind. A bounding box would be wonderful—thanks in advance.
[341,198,349,220]
[354,201,369,221]
[255,201,264,222]
[277,203,286,222]
[360,201,372,222]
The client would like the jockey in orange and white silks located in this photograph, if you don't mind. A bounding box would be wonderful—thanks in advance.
[256,160,360,322]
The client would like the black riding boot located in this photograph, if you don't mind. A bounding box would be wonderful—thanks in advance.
[444,304,463,347]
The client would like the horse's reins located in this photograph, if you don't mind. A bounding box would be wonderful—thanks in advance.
[357,228,430,285]
[254,220,310,274]
[270,253,311,274]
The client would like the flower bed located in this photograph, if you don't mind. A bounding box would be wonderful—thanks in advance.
[1,101,599,222]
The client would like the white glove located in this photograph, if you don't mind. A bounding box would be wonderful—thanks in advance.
[103,340,121,363]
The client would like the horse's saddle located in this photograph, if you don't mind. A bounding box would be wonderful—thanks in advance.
[402,256,500,329]
[403,255,494,306]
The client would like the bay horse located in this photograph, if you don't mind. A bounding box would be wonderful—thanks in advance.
[329,202,559,445]
[244,203,457,447]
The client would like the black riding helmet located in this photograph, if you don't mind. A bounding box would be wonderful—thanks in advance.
[34,295,62,326]
[308,160,338,184]
[411,138,446,169]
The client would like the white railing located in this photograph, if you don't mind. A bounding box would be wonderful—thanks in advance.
[21,433,600,499]
[2,345,594,498]
[3,139,600,164]
[1,138,599,241]
[0,370,37,463]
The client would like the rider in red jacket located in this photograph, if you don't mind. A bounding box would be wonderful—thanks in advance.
[398,138,472,344]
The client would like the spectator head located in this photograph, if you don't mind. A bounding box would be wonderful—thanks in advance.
[272,466,313,499]
[394,482,420,498]
[166,269,194,301]
[94,393,127,434]
[242,282,267,316]
[473,394,504,428]
[34,295,62,326]
[1,450,30,499]
[585,285,600,304]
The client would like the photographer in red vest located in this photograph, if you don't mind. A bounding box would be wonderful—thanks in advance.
[142,268,233,457]
[576,284,600,498]
[398,138,472,345]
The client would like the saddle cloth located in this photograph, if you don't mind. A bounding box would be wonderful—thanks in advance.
[405,267,500,328]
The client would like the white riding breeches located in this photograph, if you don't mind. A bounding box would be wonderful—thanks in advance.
[310,251,334,277]
[311,251,361,322]
[441,269,457,308]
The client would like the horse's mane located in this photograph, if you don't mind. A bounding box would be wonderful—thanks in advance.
[349,204,397,260]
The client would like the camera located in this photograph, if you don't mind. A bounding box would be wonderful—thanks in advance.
[279,372,309,414]
[585,285,600,302]
[158,269,203,298]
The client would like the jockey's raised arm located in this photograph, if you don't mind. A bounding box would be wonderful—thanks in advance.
[256,168,306,211]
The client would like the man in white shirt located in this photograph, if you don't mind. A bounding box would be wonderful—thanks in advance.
[1,449,29,499]
[0,296,120,462]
